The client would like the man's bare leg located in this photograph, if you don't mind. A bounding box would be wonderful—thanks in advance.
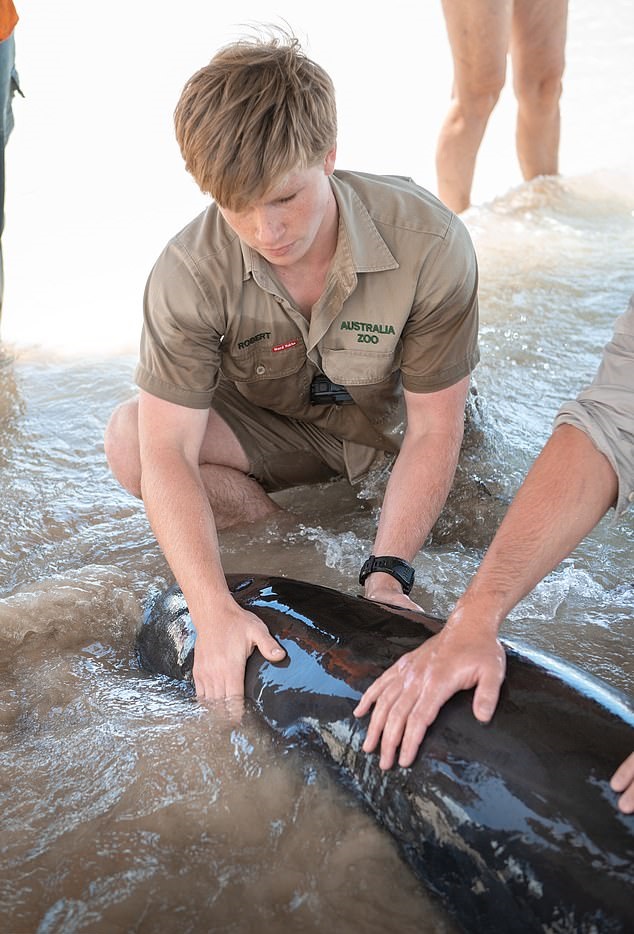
[104,398,282,529]
[511,0,568,181]
[198,463,281,529]
[436,0,513,213]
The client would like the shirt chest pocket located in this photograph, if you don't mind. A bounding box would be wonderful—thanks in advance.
[221,340,314,414]
[221,338,307,383]
[321,347,401,387]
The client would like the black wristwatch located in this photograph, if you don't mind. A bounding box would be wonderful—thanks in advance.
[359,555,415,595]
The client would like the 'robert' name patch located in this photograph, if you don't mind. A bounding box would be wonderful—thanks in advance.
[237,331,271,350]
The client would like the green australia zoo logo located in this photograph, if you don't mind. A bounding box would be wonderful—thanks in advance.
[340,319,396,344]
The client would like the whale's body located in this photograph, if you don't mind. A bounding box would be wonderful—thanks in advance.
[137,574,634,934]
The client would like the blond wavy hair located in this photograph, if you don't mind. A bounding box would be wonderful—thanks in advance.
[174,31,337,211]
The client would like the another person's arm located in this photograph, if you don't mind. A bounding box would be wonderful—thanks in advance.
[355,423,618,768]
[138,390,285,699]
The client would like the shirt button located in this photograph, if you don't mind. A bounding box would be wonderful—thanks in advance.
[256,365,266,375]
[628,491,634,503]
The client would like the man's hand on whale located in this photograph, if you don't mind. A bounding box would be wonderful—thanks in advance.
[354,598,506,771]
[191,598,286,700]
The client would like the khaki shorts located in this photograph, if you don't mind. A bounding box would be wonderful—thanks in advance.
[211,376,348,492]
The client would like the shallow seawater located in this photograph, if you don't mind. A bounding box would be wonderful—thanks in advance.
[1,170,633,931]
[1,639,448,934]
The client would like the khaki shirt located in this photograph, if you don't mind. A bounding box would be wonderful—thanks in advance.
[554,295,634,519]
[136,171,479,479]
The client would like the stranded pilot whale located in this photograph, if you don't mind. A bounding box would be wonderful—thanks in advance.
[136,573,634,934]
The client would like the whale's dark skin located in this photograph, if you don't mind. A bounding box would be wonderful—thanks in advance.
[136,574,634,934]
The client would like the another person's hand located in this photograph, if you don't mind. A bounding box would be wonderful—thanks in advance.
[353,612,506,770]
[192,598,286,699]
[610,751,634,814]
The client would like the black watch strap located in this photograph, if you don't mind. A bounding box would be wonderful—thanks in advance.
[359,555,415,595]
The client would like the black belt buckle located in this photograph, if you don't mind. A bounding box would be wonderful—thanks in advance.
[309,374,354,405]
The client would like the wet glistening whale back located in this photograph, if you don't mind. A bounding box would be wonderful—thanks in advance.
[136,574,634,934]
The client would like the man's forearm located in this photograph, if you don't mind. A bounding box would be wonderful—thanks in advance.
[373,426,462,561]
[458,424,618,627]
[141,455,231,617]
[141,453,287,698]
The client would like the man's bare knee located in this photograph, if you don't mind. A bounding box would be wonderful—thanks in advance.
[104,399,142,498]
[453,82,504,123]
[514,70,563,114]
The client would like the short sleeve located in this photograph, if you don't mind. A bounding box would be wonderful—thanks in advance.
[553,296,634,520]
[400,213,480,392]
[135,238,225,410]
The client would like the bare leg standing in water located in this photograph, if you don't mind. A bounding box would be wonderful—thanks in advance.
[436,0,568,214]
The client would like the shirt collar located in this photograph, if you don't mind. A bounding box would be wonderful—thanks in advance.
[329,172,398,274]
